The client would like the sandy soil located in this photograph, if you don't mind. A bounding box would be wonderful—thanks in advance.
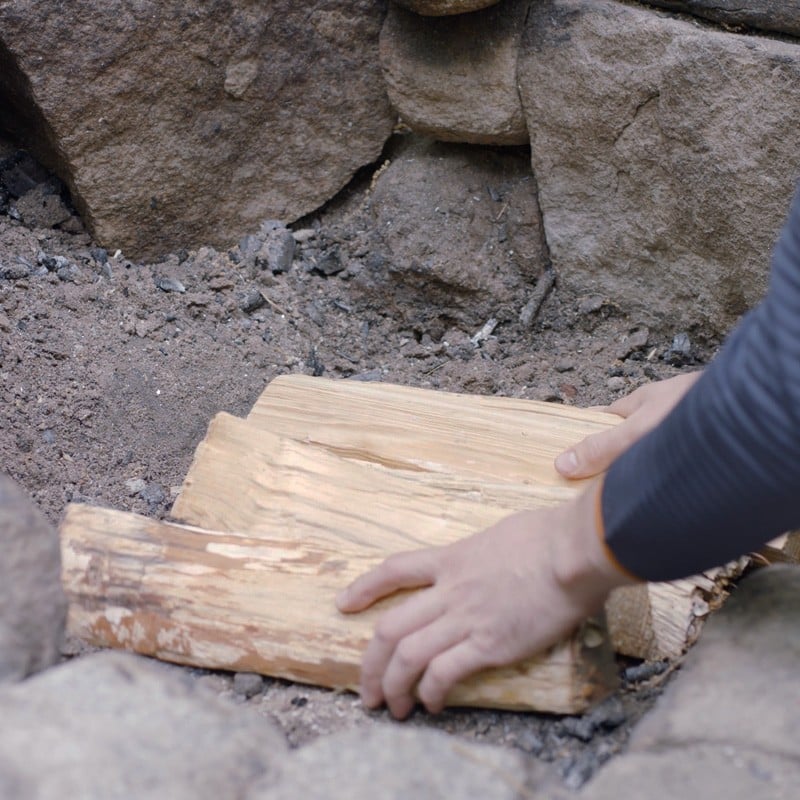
[0,133,709,789]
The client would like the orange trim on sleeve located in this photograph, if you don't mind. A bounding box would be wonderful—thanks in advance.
[594,476,642,582]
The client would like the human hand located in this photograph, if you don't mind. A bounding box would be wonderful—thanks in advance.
[555,371,702,479]
[336,482,634,719]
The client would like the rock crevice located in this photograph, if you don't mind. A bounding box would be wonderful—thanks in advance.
[634,0,800,39]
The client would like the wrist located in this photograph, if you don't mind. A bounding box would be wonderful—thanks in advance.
[550,480,639,607]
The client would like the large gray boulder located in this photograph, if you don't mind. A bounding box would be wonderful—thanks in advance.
[628,566,800,760]
[0,1,394,259]
[0,475,66,683]
[640,2,800,38]
[249,725,527,800]
[519,0,800,335]
[0,652,287,800]
[381,0,530,145]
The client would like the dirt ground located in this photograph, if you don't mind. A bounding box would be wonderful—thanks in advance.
[0,133,713,789]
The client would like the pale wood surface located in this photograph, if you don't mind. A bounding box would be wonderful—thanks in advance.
[604,562,745,661]
[176,376,741,661]
[61,504,617,714]
[172,412,571,547]
[782,531,800,562]
[62,371,746,710]
[246,375,619,487]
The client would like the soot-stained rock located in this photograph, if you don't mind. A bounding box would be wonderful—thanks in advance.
[381,0,529,145]
[0,1,394,259]
[14,184,71,229]
[519,0,800,335]
[358,136,546,334]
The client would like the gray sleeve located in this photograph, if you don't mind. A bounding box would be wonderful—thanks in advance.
[601,186,800,582]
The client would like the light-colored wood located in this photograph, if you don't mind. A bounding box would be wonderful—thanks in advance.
[605,560,746,661]
[753,532,800,568]
[175,376,743,661]
[246,375,619,488]
[61,504,617,714]
[781,531,800,562]
[172,412,572,547]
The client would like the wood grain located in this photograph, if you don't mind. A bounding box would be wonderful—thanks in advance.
[172,412,570,548]
[177,375,740,660]
[61,504,617,714]
[604,563,744,661]
[63,371,747,710]
[246,375,619,487]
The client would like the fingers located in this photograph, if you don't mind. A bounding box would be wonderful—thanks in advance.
[336,548,440,613]
[556,385,652,479]
[417,638,493,714]
[556,374,703,479]
[555,421,641,479]
[604,386,648,418]
[359,589,445,710]
[379,617,467,719]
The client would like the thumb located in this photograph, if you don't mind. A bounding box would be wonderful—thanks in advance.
[555,424,636,479]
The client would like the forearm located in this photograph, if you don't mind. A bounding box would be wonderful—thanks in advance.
[602,188,800,582]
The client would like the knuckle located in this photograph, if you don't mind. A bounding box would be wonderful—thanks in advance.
[471,631,504,664]
[394,640,419,671]
[578,433,604,464]
[374,617,398,645]
[423,662,450,694]
[380,550,418,582]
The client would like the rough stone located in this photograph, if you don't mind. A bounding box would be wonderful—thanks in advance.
[255,223,296,275]
[0,1,394,259]
[0,474,66,683]
[640,2,800,38]
[314,246,345,276]
[381,0,529,145]
[239,287,267,313]
[358,135,546,334]
[583,744,800,800]
[582,567,800,798]
[248,725,526,800]
[13,184,71,229]
[0,651,286,800]
[394,0,502,14]
[630,566,800,760]
[14,184,72,228]
[233,671,265,698]
[519,0,800,335]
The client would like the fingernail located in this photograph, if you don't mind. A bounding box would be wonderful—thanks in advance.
[555,450,578,476]
[335,589,349,610]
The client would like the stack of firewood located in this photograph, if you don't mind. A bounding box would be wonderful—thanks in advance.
[61,376,794,713]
